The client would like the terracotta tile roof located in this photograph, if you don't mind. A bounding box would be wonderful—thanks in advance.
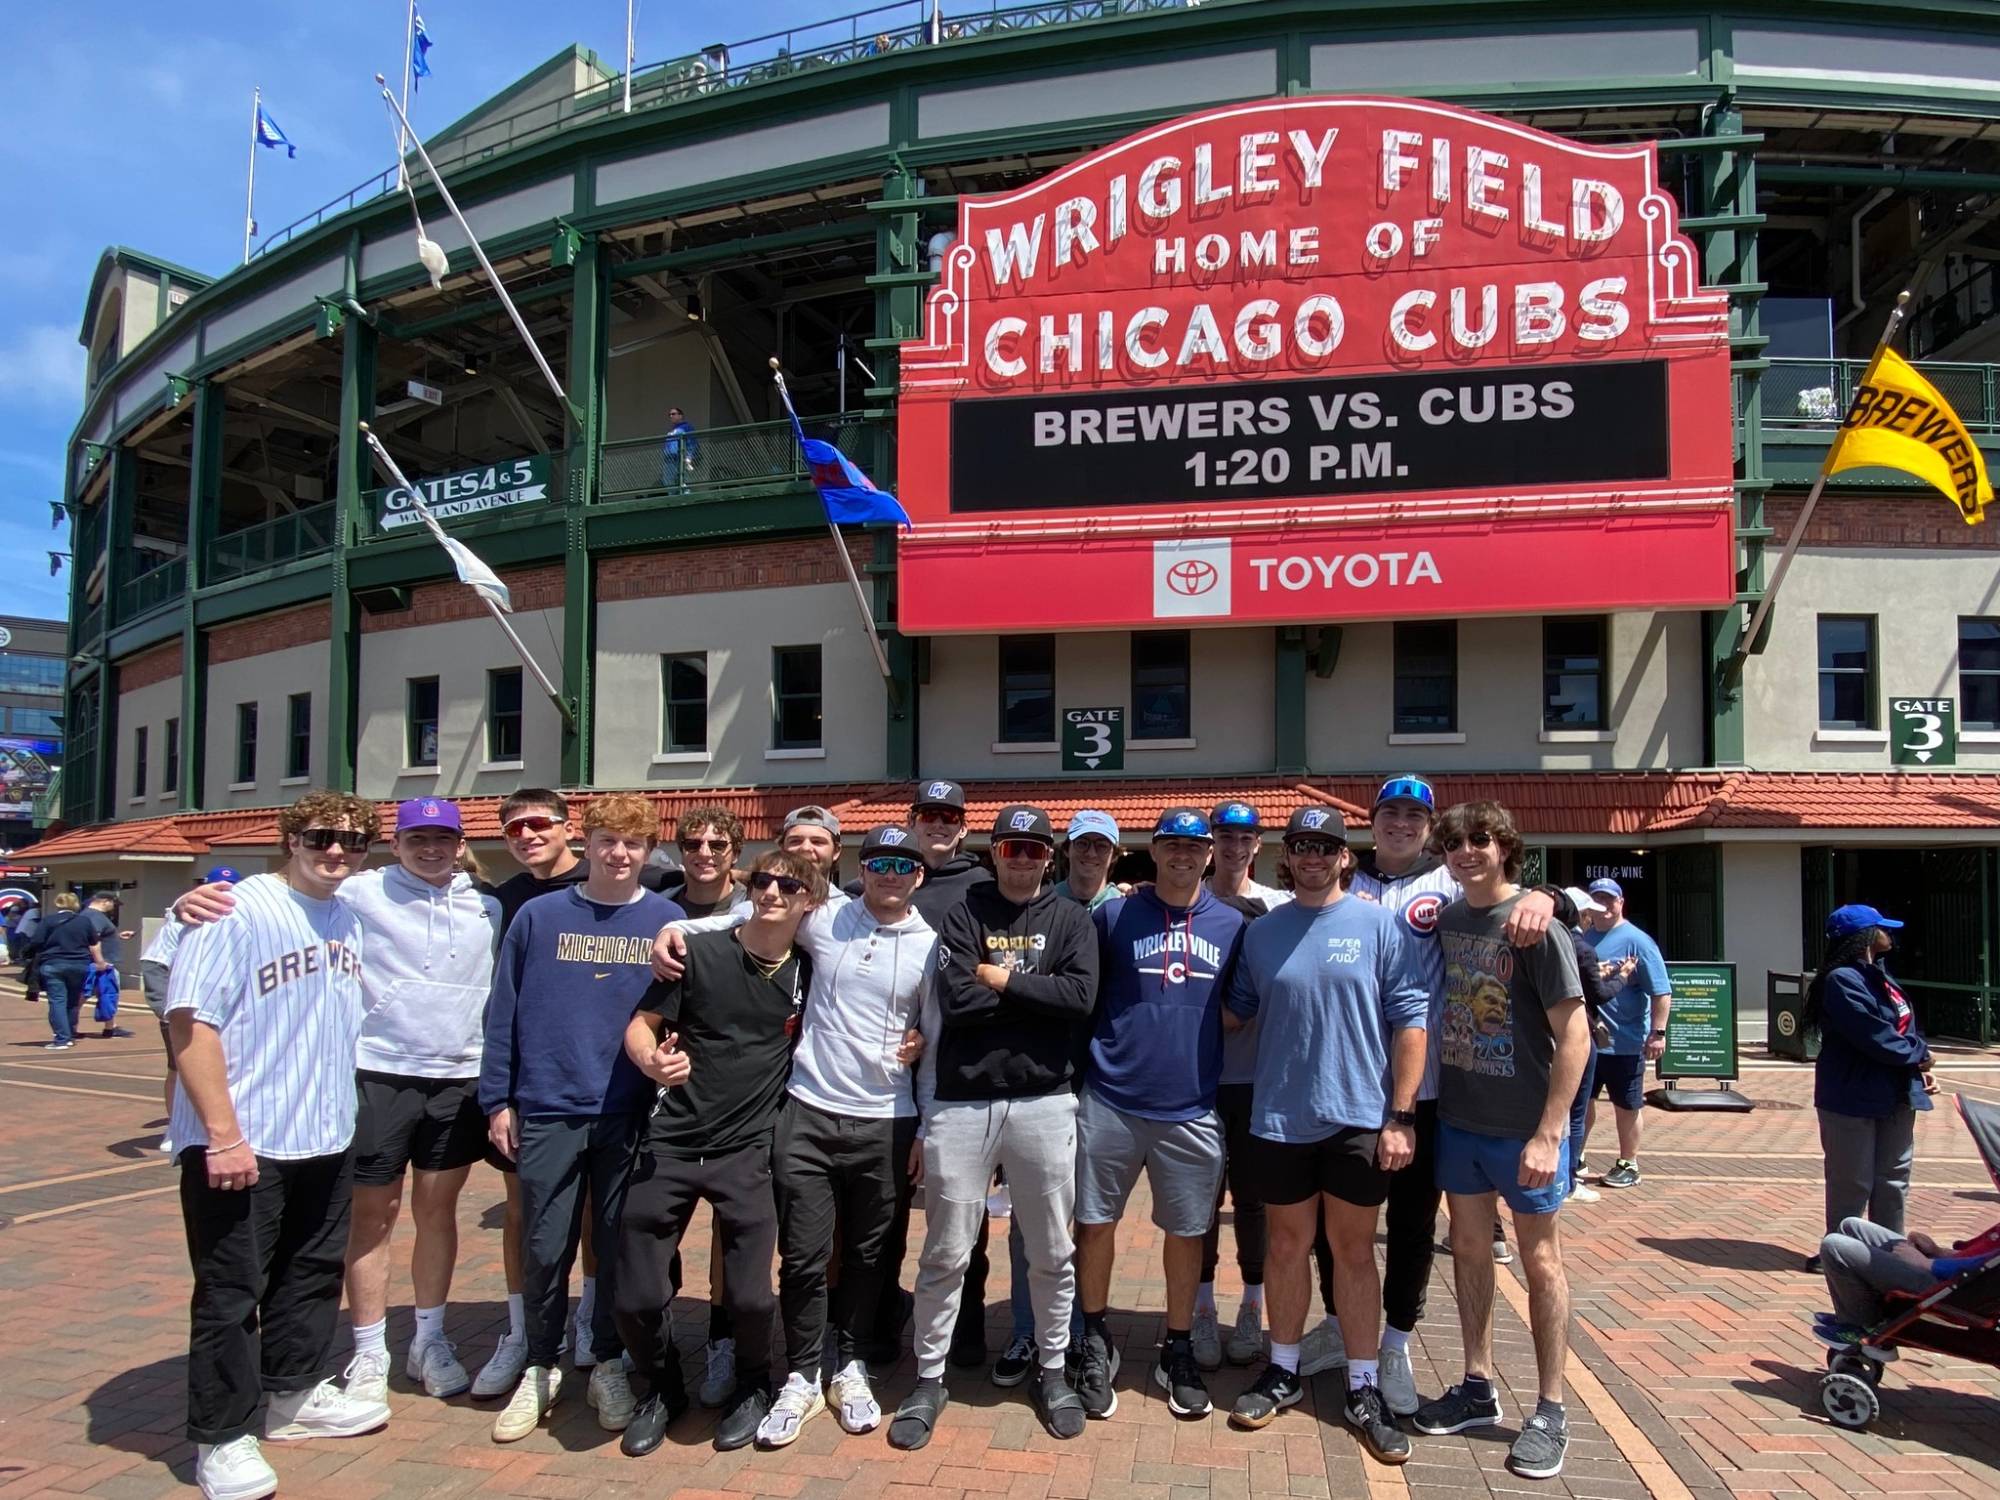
[1654,772,2000,831]
[1307,774,1733,837]
[20,816,201,860]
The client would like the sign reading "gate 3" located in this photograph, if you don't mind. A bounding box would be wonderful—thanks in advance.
[895,97,1736,634]
[371,455,553,532]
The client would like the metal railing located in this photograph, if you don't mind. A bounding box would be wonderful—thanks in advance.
[600,414,879,500]
[251,0,1189,258]
[74,600,103,650]
[206,502,338,583]
[1758,357,1998,432]
[117,558,186,624]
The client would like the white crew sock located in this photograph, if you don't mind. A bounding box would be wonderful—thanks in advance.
[1348,1359,1379,1391]
[576,1276,597,1325]
[353,1318,388,1358]
[1270,1340,1299,1374]
[1381,1325,1411,1354]
[507,1293,526,1340]
[1242,1282,1264,1310]
[1195,1282,1217,1316]
[413,1305,446,1348]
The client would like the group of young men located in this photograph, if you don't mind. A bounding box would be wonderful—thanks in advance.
[153,770,1659,1500]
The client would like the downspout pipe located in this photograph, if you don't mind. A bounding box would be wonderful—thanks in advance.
[1834,188,1895,335]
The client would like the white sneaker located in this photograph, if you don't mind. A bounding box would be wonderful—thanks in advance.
[828,1359,881,1434]
[1297,1316,1347,1377]
[341,1348,391,1406]
[195,1435,276,1500]
[587,1359,636,1430]
[1226,1298,1265,1364]
[471,1332,528,1399]
[1568,1182,1603,1204]
[406,1337,471,1398]
[755,1371,826,1447]
[1378,1344,1419,1417]
[264,1379,390,1442]
[699,1337,736,1407]
[492,1365,561,1443]
[571,1318,597,1370]
[1190,1307,1223,1371]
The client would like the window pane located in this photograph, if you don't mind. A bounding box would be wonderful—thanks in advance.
[663,653,707,752]
[287,693,311,779]
[1816,616,1875,728]
[1817,616,1871,670]
[773,647,822,748]
[1961,620,2000,729]
[488,670,523,761]
[1131,631,1191,740]
[1393,622,1456,732]
[1961,618,2000,673]
[132,726,147,798]
[999,635,1056,743]
[235,703,257,783]
[164,717,180,793]
[1543,616,1606,728]
[1966,675,2000,732]
[407,678,439,766]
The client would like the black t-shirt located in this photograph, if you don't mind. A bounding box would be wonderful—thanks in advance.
[635,928,808,1158]
[34,909,114,965]
[495,859,672,935]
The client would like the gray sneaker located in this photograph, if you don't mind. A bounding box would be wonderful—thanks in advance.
[1412,1381,1504,1435]
[1600,1159,1641,1189]
[1190,1308,1223,1372]
[1225,1298,1264,1365]
[1508,1410,1569,1479]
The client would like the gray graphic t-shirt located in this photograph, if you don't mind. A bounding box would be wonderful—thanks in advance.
[1435,892,1582,1140]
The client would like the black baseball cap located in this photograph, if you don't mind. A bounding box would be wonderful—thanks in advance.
[1282,806,1348,843]
[990,804,1055,846]
[911,779,967,814]
[860,825,921,861]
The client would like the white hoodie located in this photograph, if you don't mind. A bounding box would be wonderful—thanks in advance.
[342,864,502,1079]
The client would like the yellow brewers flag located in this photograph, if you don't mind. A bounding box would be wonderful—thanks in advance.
[1827,348,1992,524]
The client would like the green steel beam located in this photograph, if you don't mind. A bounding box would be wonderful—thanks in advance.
[561,235,604,785]
[608,220,870,281]
[875,165,922,775]
[1759,163,2000,192]
[179,381,224,810]
[327,316,377,793]
[387,279,576,340]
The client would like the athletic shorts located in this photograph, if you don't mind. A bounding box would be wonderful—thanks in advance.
[1247,1126,1388,1209]
[352,1071,488,1186]
[1434,1119,1568,1216]
[1592,1053,1647,1111]
[1074,1088,1224,1237]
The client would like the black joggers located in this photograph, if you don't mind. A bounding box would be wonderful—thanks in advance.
[516,1112,638,1367]
[179,1146,354,1444]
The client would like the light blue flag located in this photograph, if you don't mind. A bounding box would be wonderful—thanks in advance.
[413,13,433,91]
[254,104,296,158]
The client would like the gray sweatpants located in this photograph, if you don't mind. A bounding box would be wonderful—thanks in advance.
[1820,1216,1935,1328]
[915,1093,1078,1379]
[1818,1107,1916,1235]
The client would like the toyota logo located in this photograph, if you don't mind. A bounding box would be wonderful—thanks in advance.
[1165,559,1219,596]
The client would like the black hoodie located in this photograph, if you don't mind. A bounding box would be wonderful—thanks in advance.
[932,880,1098,1101]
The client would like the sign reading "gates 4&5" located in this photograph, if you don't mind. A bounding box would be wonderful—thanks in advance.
[372,455,553,532]
[896,96,1735,635]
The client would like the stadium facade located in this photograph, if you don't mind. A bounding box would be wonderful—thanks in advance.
[33,0,2000,1039]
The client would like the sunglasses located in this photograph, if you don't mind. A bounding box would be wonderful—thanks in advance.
[1442,831,1496,851]
[679,836,733,854]
[914,806,965,825]
[1284,837,1343,858]
[503,815,562,837]
[749,871,809,896]
[994,839,1051,860]
[863,856,921,877]
[299,828,369,853]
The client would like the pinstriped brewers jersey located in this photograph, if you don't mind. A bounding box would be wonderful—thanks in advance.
[1350,859,1459,1103]
[162,874,367,1162]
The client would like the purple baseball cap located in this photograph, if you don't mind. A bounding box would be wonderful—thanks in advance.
[396,797,463,834]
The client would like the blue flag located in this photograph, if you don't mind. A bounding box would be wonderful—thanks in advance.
[254,103,296,157]
[776,382,912,529]
[412,13,433,91]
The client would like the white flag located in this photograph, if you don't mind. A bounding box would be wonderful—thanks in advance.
[410,501,512,611]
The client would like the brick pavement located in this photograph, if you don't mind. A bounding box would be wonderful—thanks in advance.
[1,979,1996,1500]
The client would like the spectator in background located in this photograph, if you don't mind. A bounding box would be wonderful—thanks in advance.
[87,890,136,1038]
[662,407,698,491]
[32,892,113,1051]
[1576,879,1672,1190]
[1804,904,1933,1275]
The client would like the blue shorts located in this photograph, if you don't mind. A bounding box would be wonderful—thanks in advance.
[1435,1120,1568,1216]
[1592,1052,1647,1111]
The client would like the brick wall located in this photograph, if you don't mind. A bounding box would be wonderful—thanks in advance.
[597,536,872,602]
[358,565,566,633]
[207,604,332,664]
[116,641,183,692]
[1771,493,2000,550]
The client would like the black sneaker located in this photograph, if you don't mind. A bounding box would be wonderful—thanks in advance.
[992,1334,1036,1388]
[1509,1410,1569,1479]
[1803,1253,1824,1275]
[863,1287,914,1367]
[1073,1330,1120,1419]
[887,1375,948,1451]
[620,1385,688,1457]
[1343,1383,1411,1464]
[1600,1159,1641,1189]
[949,1308,988,1368]
[1033,1367,1086,1439]
[1152,1340,1212,1419]
[713,1379,771,1451]
[1228,1362,1302,1429]
[1412,1381,1504,1435]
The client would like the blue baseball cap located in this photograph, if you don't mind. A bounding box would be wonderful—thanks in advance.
[202,867,241,884]
[1587,878,1625,901]
[1211,800,1261,829]
[1828,903,1904,938]
[1154,807,1213,842]
[1066,810,1120,846]
[1374,775,1437,813]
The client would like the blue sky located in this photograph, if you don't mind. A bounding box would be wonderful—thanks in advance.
[0,0,892,619]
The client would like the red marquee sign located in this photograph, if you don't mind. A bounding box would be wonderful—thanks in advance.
[895,97,1734,634]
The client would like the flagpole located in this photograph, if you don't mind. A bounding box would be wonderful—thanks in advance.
[772,363,893,682]
[397,0,416,188]
[359,424,572,718]
[623,0,635,113]
[1735,290,1911,660]
[376,75,570,415]
[244,87,260,263]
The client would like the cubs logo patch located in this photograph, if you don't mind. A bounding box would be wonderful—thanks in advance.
[1165,960,1188,984]
[422,800,440,816]
[1405,893,1445,935]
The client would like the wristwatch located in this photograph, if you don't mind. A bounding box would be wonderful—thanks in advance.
[1388,1108,1419,1127]
[1648,1029,1668,1040]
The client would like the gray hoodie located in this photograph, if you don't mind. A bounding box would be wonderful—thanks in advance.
[343,864,502,1078]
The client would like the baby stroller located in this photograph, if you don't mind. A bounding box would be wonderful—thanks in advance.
[1819,1094,2000,1430]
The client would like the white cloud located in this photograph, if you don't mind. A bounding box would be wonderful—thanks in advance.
[0,324,84,412]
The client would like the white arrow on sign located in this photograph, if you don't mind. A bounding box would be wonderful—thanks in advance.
[1915,750,1932,762]
[1084,757,1100,767]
